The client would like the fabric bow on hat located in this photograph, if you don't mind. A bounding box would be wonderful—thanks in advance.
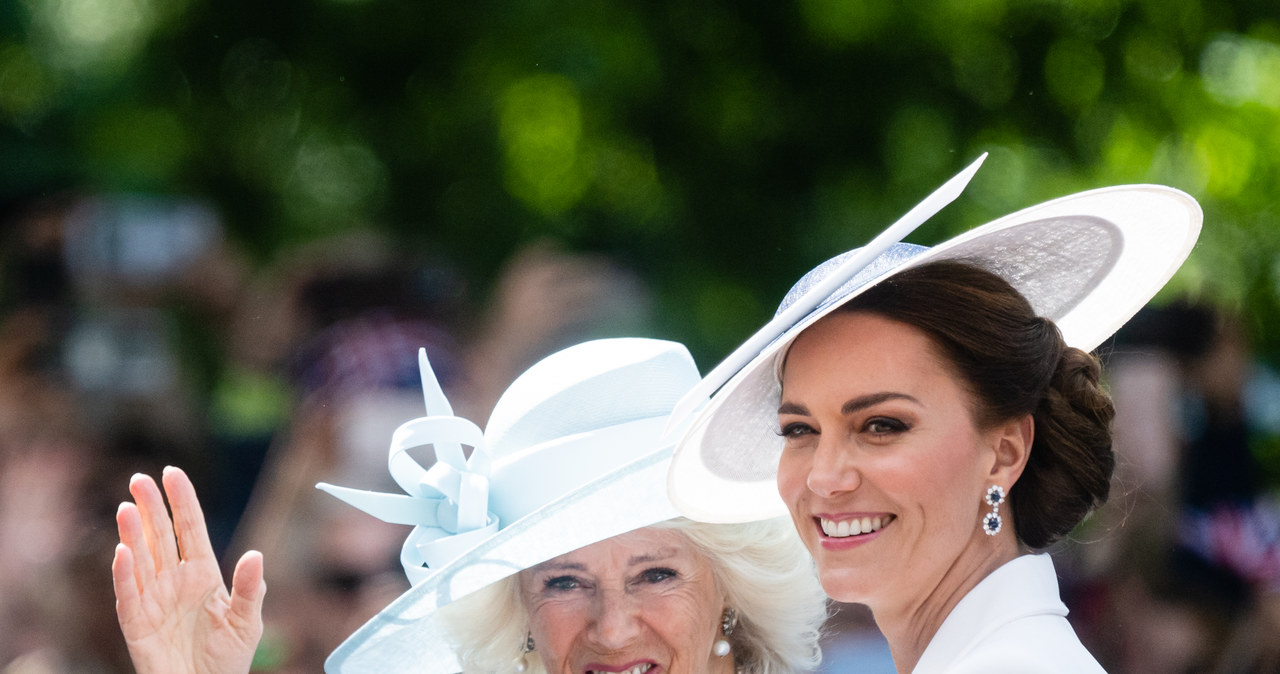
[318,348,499,586]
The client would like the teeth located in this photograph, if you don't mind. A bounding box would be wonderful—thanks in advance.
[821,516,890,538]
[589,665,653,674]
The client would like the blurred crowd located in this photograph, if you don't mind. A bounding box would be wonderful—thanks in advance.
[1062,302,1280,672]
[0,189,1277,673]
[0,188,654,672]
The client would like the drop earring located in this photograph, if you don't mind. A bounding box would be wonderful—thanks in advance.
[514,632,534,673]
[713,607,737,658]
[982,485,1005,535]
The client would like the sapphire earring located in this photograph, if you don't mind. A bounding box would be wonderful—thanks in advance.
[982,485,1005,535]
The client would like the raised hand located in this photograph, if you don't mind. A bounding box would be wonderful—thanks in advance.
[112,467,266,674]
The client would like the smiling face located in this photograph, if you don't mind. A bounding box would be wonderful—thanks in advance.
[518,527,734,674]
[776,311,1017,610]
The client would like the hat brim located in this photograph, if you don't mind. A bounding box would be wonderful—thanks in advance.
[325,435,679,673]
[668,184,1202,523]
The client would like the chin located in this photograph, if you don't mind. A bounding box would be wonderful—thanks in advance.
[817,567,870,604]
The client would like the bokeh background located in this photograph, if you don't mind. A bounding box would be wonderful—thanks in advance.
[2,0,1279,671]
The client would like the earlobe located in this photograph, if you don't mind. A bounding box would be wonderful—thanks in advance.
[989,414,1033,485]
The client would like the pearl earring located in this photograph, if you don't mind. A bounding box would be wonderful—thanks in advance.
[713,607,737,658]
[514,632,534,673]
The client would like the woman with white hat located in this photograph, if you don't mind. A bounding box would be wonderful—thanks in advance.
[666,156,1203,673]
[113,338,828,673]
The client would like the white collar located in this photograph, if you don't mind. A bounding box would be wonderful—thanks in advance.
[913,553,1067,672]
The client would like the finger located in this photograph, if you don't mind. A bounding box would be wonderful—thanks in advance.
[129,473,180,572]
[116,501,155,584]
[111,543,144,633]
[160,466,216,566]
[228,550,267,642]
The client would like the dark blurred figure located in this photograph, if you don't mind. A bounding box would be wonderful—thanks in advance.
[1065,301,1280,673]
[0,190,135,672]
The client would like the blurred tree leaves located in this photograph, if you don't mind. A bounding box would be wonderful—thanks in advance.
[3,0,1280,365]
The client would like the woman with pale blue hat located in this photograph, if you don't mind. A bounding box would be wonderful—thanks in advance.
[113,337,828,673]
[666,156,1203,673]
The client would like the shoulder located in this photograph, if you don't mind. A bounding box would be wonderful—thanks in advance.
[941,614,1107,673]
[914,555,1106,674]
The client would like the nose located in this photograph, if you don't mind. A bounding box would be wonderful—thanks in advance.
[805,435,860,498]
[588,586,643,650]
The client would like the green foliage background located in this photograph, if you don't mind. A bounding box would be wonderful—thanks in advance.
[3,0,1279,365]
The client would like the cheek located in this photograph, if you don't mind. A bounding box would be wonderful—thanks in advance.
[654,592,723,654]
[775,458,820,558]
[776,450,810,504]
[523,599,583,661]
[898,441,984,528]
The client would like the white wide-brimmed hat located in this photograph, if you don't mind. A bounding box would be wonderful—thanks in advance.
[667,158,1203,523]
[317,337,703,672]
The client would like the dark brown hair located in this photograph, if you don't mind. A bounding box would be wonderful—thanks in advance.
[839,260,1115,548]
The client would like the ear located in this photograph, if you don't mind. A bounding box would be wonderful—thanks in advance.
[988,413,1032,487]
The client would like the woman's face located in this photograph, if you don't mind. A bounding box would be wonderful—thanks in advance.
[518,527,734,674]
[776,311,1007,608]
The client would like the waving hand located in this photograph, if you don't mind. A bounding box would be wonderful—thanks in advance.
[112,467,265,674]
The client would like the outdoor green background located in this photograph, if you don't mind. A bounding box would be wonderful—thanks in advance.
[3,0,1278,363]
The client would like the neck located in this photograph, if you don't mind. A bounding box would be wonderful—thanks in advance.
[871,535,1022,673]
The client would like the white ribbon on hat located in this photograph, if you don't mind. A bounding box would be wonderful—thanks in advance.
[317,348,500,586]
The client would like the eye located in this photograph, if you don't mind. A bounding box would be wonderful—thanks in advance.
[865,417,909,434]
[638,567,678,584]
[544,575,582,592]
[777,421,816,438]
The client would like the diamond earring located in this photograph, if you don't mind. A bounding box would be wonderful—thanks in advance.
[982,485,1005,535]
[713,607,737,658]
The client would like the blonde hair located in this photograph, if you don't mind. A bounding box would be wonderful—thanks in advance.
[439,517,827,673]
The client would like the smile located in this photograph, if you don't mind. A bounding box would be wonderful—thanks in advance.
[819,515,893,538]
[588,664,654,674]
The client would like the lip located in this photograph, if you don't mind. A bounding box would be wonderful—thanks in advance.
[583,660,658,674]
[813,513,894,551]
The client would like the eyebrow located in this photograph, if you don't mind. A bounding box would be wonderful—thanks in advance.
[532,548,680,574]
[778,392,918,417]
[536,561,587,573]
[628,548,678,566]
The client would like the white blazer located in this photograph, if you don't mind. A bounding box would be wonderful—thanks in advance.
[912,553,1106,673]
